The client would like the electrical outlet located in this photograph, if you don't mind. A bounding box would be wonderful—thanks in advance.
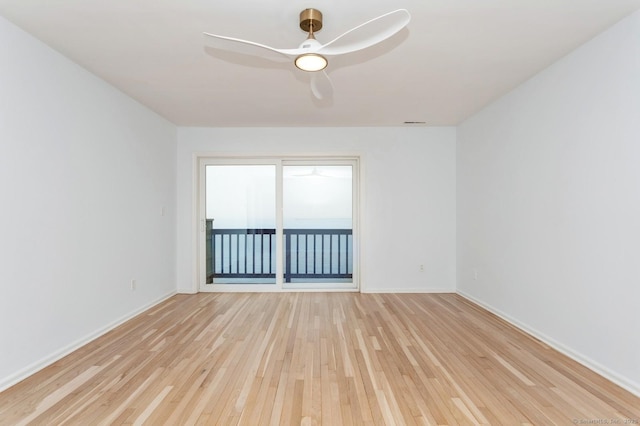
[473,269,478,280]
[131,279,136,291]
[419,264,424,272]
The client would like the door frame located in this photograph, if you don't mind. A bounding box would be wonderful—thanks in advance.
[197,155,360,292]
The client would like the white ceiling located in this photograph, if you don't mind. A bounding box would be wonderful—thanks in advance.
[2,0,640,127]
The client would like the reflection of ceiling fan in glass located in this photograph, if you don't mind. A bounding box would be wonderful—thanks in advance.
[292,167,334,178]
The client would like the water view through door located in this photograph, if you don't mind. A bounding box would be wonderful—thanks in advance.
[202,160,356,291]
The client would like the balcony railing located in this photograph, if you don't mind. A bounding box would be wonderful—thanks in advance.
[206,226,352,283]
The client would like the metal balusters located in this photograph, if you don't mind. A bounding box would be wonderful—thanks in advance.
[209,228,352,282]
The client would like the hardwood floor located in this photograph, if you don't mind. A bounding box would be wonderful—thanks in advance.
[1,293,638,425]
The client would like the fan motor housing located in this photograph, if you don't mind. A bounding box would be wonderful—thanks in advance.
[300,8,323,32]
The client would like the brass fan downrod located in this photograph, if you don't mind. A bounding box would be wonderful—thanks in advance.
[299,8,323,35]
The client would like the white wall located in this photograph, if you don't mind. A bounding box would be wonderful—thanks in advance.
[176,127,456,293]
[0,16,177,390]
[457,10,640,395]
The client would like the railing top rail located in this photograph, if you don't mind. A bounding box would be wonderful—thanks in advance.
[284,229,352,235]
[210,228,352,235]
[210,228,276,235]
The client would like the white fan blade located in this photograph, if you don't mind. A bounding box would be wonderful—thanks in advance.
[317,9,410,56]
[203,32,302,62]
[310,71,334,100]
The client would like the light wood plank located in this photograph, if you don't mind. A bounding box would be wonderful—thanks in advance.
[0,293,639,425]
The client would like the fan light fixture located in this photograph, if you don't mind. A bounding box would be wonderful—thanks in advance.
[295,53,328,72]
[295,9,327,72]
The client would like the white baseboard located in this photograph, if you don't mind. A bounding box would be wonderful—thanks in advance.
[0,290,176,393]
[456,290,640,398]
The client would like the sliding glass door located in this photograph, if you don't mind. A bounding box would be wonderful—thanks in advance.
[204,163,277,288]
[199,158,358,292]
[282,163,353,289]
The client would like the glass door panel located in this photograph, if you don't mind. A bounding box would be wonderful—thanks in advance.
[282,164,354,288]
[205,165,276,285]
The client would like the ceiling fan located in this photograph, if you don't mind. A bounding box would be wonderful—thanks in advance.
[203,8,411,99]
